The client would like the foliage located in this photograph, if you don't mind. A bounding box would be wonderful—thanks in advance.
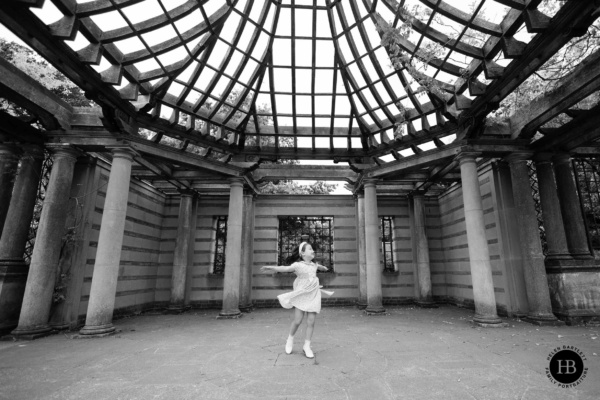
[489,0,600,124]
[278,216,334,270]
[376,1,600,131]
[0,38,91,109]
[260,180,338,195]
[375,5,446,136]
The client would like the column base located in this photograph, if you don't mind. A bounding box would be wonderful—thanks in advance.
[356,301,368,310]
[49,322,71,331]
[364,306,386,316]
[0,259,29,330]
[471,320,509,328]
[239,303,254,313]
[164,305,188,315]
[10,325,53,340]
[473,314,506,327]
[217,310,243,319]
[522,315,565,326]
[415,300,438,308]
[79,323,116,337]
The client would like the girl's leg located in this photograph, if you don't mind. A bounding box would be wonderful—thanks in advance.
[285,308,305,354]
[288,307,305,336]
[303,312,317,358]
[304,312,316,341]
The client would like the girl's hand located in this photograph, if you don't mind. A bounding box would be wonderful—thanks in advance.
[260,266,272,273]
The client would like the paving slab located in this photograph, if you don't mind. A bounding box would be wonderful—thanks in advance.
[0,305,599,400]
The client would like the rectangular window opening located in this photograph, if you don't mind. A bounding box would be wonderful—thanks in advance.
[278,216,334,272]
[380,216,395,272]
[212,216,228,274]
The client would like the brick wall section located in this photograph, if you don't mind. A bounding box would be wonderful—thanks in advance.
[78,161,167,320]
[378,198,413,302]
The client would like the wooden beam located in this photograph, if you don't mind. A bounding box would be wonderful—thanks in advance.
[0,57,73,130]
[511,49,600,139]
[0,111,46,144]
[251,165,359,182]
[45,132,244,176]
[464,1,600,138]
[532,103,600,152]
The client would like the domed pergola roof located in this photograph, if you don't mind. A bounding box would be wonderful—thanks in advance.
[1,0,600,193]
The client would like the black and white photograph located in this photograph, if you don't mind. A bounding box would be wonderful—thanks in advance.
[0,0,599,398]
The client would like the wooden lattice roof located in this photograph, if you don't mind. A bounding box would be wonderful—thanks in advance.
[1,0,600,194]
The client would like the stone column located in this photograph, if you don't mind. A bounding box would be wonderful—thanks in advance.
[412,191,436,307]
[534,154,571,264]
[166,190,195,314]
[239,192,255,312]
[218,178,244,318]
[48,156,99,330]
[364,179,385,315]
[553,153,593,260]
[0,144,19,238]
[79,148,135,336]
[0,145,44,332]
[457,152,504,326]
[11,146,80,339]
[506,154,561,326]
[0,145,44,261]
[356,191,367,309]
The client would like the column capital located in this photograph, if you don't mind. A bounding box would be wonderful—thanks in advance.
[228,177,245,188]
[177,189,195,198]
[533,152,555,164]
[19,144,45,159]
[0,143,20,158]
[552,152,572,165]
[363,178,378,188]
[107,145,139,162]
[455,151,481,165]
[46,144,81,162]
[504,151,534,164]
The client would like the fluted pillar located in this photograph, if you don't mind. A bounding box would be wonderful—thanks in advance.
[0,144,19,238]
[166,190,195,314]
[218,178,244,318]
[533,154,571,264]
[79,148,135,336]
[239,192,255,312]
[506,154,561,325]
[412,191,435,307]
[553,153,593,260]
[11,146,80,339]
[364,179,385,315]
[356,191,367,309]
[457,152,504,326]
[0,145,44,332]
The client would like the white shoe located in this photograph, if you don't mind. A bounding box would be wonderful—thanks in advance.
[303,343,314,359]
[285,337,294,354]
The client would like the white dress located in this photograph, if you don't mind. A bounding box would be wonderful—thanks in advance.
[277,261,334,313]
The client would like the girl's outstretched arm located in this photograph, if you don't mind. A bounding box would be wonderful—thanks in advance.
[260,265,296,273]
[316,264,329,272]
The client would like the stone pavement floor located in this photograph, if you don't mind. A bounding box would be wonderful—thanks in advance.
[1,305,599,400]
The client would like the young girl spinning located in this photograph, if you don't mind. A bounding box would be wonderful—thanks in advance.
[261,242,333,358]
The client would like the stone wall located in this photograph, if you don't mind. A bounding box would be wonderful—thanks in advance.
[71,161,523,320]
